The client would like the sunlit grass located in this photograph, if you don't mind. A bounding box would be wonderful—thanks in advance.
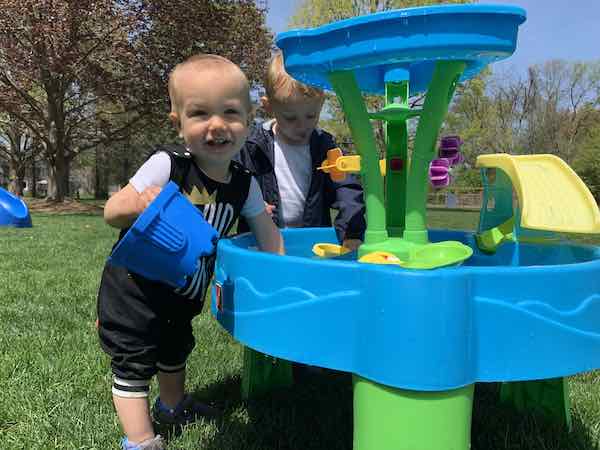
[0,210,598,449]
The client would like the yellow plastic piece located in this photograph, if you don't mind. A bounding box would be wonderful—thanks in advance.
[335,155,361,172]
[477,154,600,234]
[318,148,346,181]
[475,217,515,253]
[379,159,386,176]
[358,251,403,265]
[312,243,351,258]
[359,241,473,269]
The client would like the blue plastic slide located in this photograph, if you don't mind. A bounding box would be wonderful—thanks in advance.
[0,187,32,227]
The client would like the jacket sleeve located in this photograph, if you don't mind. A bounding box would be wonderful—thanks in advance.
[235,142,256,173]
[322,134,367,242]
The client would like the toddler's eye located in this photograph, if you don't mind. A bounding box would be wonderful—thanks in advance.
[284,116,297,122]
[225,108,241,115]
[306,114,316,120]
[190,110,207,117]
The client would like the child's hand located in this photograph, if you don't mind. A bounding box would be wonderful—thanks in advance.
[342,239,362,251]
[264,201,276,217]
[136,186,162,214]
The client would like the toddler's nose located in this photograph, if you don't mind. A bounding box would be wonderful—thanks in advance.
[208,115,226,130]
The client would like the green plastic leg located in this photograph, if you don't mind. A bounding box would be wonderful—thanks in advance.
[353,376,474,450]
[499,378,572,430]
[241,347,293,399]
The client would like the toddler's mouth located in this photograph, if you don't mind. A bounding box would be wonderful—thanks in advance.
[206,137,232,146]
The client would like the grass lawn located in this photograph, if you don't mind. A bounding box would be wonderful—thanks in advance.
[1,209,600,449]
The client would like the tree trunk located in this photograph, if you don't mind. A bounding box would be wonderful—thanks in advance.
[94,146,109,199]
[65,158,71,198]
[31,158,38,198]
[47,148,68,201]
[8,161,25,196]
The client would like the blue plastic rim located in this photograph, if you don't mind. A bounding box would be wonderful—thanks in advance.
[276,4,526,95]
[109,181,218,288]
[0,187,32,227]
[213,227,600,391]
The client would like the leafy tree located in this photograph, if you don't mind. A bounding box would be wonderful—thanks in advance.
[0,0,272,201]
[290,0,472,28]
[573,121,600,201]
[446,60,600,190]
[0,114,40,195]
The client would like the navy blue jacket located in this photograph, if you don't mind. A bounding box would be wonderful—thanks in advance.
[236,123,366,242]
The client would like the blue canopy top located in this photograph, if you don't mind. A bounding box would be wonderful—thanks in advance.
[276,4,526,95]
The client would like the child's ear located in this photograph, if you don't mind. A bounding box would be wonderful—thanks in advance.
[169,112,182,137]
[260,96,272,115]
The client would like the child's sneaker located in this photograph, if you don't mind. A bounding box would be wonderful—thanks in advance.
[152,394,219,427]
[121,435,165,450]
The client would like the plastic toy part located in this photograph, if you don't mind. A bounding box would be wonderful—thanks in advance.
[213,226,600,391]
[429,158,452,188]
[500,378,572,430]
[318,153,387,179]
[440,135,463,148]
[475,216,515,253]
[242,347,293,399]
[476,154,600,234]
[439,135,464,166]
[276,4,526,95]
[317,148,346,181]
[359,241,472,269]
[109,181,218,288]
[313,243,352,258]
[359,251,403,265]
[0,187,32,227]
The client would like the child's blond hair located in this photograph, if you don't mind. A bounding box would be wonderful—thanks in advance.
[264,52,324,103]
[168,54,252,115]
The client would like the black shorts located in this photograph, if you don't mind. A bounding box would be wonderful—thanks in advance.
[97,262,205,380]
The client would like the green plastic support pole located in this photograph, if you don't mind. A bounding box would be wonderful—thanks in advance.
[384,81,410,237]
[404,61,466,245]
[241,347,293,400]
[353,375,474,450]
[500,378,572,430]
[328,70,388,246]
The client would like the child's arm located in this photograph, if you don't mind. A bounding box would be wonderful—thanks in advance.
[104,184,161,229]
[104,151,172,229]
[329,175,366,246]
[245,210,285,255]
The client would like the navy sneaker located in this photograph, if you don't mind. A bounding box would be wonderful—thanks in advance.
[152,394,219,427]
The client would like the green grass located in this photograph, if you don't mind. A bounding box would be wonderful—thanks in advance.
[1,210,599,449]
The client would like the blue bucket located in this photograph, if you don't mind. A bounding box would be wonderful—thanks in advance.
[109,181,218,288]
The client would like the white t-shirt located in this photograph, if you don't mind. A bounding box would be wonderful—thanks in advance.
[264,121,312,228]
[129,151,265,218]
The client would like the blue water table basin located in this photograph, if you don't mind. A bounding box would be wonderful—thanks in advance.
[214,227,600,390]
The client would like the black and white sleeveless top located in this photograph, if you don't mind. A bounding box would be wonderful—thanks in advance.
[121,144,256,302]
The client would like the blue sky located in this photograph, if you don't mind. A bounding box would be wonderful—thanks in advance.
[266,0,600,74]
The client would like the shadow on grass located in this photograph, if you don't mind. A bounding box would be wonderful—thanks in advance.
[472,383,599,450]
[177,377,600,450]
[192,370,353,450]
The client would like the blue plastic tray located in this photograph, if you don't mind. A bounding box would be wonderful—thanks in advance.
[276,4,526,95]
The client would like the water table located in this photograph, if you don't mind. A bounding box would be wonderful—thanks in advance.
[211,5,600,449]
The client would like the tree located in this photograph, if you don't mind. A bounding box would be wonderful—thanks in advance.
[0,115,39,195]
[573,119,600,201]
[0,0,272,201]
[290,0,472,28]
